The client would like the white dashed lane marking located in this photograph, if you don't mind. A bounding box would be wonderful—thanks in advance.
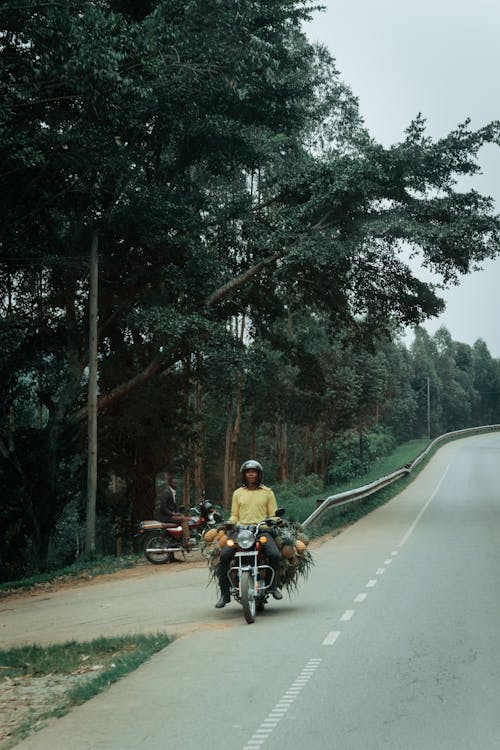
[322,630,341,646]
[340,609,355,621]
[243,659,322,749]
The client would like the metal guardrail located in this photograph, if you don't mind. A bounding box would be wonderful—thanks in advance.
[301,424,500,529]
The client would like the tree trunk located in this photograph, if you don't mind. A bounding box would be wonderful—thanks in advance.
[290,444,297,483]
[193,375,204,501]
[109,474,120,556]
[276,417,288,482]
[222,375,243,509]
[85,229,99,557]
[302,425,311,475]
[183,463,191,509]
[320,423,328,479]
[311,437,318,475]
[182,357,192,508]
[223,399,232,510]
[249,424,257,459]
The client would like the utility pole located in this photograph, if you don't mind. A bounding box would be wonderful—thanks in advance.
[86,230,99,557]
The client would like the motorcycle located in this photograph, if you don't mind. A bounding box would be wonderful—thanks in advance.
[136,499,221,564]
[225,508,286,624]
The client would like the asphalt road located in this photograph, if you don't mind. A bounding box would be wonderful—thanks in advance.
[5,432,500,749]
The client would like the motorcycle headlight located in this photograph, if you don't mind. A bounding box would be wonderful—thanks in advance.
[237,528,255,549]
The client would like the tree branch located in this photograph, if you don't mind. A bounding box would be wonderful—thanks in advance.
[205,248,288,308]
[205,210,333,308]
[72,353,178,423]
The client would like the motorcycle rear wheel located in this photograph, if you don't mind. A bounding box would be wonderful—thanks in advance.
[143,533,179,564]
[240,571,256,623]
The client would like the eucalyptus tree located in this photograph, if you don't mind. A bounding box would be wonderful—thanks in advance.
[432,326,475,431]
[471,339,500,425]
[410,327,445,437]
[377,340,417,443]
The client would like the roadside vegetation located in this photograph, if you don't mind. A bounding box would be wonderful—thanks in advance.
[0,633,172,749]
[2,0,500,587]
[279,438,431,525]
[1,437,433,596]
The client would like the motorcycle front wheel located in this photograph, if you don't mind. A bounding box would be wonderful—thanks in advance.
[240,571,256,623]
[143,533,178,564]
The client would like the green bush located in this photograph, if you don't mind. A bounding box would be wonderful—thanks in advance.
[326,427,396,484]
[275,474,324,523]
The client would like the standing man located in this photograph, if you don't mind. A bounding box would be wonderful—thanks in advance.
[215,460,283,608]
[157,474,191,548]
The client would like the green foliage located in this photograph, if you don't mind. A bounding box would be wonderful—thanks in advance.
[325,427,396,485]
[1,0,500,579]
[275,474,325,521]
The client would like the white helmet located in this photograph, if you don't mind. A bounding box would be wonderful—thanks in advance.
[240,459,263,485]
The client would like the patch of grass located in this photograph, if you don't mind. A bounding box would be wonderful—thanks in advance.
[329,438,431,493]
[0,633,172,748]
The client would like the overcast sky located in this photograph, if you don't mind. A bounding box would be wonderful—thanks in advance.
[304,0,500,356]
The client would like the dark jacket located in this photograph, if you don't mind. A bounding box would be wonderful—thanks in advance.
[157,486,177,523]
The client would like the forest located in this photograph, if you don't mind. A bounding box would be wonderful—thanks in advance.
[2,0,500,582]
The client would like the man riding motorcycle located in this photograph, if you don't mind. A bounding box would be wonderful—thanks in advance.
[215,459,283,608]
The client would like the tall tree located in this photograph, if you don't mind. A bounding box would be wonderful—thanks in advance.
[2,0,500,575]
[471,339,500,425]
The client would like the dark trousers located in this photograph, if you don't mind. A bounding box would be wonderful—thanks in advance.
[218,532,281,595]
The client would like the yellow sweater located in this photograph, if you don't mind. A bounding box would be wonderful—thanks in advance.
[229,485,278,525]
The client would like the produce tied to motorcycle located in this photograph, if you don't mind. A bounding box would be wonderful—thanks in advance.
[201,516,313,594]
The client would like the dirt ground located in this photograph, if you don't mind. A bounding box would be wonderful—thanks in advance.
[0,553,206,603]
[0,670,105,748]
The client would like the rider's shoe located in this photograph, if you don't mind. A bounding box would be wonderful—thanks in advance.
[215,593,230,608]
[271,588,283,600]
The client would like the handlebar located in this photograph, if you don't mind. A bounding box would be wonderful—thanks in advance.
[218,516,284,534]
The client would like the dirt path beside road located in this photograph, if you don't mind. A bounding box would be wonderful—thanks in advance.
[0,554,218,649]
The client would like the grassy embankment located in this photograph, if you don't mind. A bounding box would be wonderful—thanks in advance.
[0,633,171,749]
[279,437,432,533]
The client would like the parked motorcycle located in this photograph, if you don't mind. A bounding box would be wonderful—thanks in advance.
[136,499,221,564]
[225,508,286,624]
